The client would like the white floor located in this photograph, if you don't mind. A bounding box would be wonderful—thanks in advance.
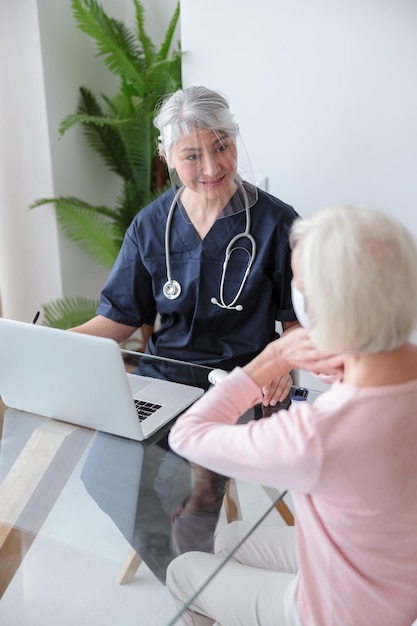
[0,431,290,626]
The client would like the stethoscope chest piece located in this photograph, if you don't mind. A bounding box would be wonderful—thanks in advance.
[163,279,182,300]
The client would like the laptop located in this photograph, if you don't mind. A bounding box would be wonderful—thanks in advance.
[0,318,204,441]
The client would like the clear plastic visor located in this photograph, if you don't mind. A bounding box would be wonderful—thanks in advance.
[163,125,258,221]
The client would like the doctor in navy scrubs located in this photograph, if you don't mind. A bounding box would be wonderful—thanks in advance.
[72,86,300,580]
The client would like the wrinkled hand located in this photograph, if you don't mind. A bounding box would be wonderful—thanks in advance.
[261,372,293,406]
[243,327,344,392]
[273,327,344,376]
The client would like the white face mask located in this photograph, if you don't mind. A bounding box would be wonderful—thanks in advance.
[291,282,311,328]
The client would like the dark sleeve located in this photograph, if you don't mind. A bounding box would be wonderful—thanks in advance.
[275,229,297,322]
[96,225,157,328]
[271,199,299,323]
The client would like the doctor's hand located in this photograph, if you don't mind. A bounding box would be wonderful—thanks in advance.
[261,372,293,407]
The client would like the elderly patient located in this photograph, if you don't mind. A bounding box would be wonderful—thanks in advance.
[166,205,417,626]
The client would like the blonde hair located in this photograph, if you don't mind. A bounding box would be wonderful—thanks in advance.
[290,205,417,354]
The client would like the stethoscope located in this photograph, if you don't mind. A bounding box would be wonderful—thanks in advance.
[163,178,256,311]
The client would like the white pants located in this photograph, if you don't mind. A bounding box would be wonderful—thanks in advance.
[166,521,301,626]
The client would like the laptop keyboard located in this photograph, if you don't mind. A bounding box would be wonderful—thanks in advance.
[134,399,163,422]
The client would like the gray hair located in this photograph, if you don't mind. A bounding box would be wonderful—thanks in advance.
[290,205,417,354]
[153,86,238,158]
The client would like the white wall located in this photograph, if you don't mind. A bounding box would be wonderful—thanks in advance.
[180,0,417,389]
[0,0,62,322]
[181,0,417,224]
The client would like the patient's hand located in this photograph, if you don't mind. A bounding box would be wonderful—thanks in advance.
[273,327,344,377]
[261,372,293,406]
[244,328,344,392]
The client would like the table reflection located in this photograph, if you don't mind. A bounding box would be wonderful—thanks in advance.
[81,431,192,583]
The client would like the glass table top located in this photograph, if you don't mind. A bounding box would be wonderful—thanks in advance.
[0,348,321,625]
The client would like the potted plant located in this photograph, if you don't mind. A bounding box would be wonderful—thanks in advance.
[31,0,181,330]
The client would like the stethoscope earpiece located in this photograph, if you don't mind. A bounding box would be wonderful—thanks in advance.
[211,297,243,311]
[164,180,255,310]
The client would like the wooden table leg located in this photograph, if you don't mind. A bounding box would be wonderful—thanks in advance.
[118,548,143,584]
[262,486,295,526]
[224,478,242,523]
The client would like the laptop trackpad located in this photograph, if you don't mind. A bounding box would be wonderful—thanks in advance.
[127,374,152,394]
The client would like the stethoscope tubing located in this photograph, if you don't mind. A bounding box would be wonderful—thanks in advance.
[163,186,185,300]
[163,179,256,310]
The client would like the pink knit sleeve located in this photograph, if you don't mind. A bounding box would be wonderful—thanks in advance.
[168,367,321,491]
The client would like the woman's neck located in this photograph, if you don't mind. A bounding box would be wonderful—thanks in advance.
[180,184,237,239]
[343,342,417,387]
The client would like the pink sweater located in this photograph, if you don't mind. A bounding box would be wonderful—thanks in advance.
[169,368,417,626]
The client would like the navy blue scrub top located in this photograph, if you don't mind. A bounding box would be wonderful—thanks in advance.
[97,186,299,370]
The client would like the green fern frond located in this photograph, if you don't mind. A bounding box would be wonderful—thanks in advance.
[77,87,133,179]
[112,181,155,237]
[71,0,147,93]
[105,91,134,117]
[118,110,153,194]
[133,0,156,68]
[30,196,119,221]
[60,112,128,135]
[156,2,180,62]
[60,113,109,136]
[55,201,121,268]
[42,297,99,329]
[59,105,151,186]
[146,56,182,99]
[31,197,121,267]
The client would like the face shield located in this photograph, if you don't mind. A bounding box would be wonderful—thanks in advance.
[161,124,258,222]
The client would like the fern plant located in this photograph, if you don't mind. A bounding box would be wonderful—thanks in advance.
[31,0,181,328]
